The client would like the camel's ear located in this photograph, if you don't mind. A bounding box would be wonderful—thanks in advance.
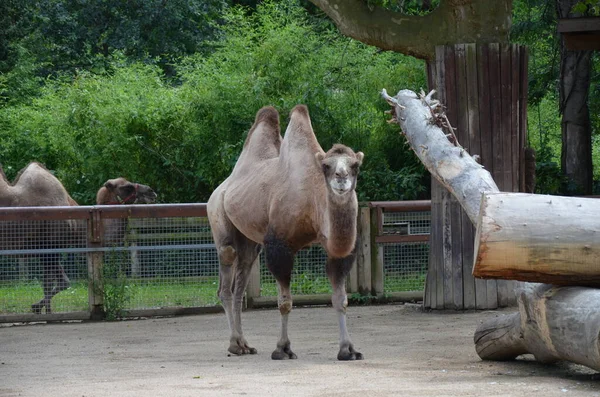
[314,152,325,167]
[356,152,364,166]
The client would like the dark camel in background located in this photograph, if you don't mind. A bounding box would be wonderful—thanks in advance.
[0,162,157,314]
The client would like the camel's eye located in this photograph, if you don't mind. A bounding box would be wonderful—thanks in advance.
[322,163,331,173]
[350,162,359,172]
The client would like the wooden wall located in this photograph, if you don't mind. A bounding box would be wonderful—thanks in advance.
[424,44,528,310]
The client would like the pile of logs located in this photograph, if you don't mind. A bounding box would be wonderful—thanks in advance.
[382,88,600,372]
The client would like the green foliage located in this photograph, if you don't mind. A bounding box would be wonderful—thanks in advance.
[0,0,428,203]
[512,0,600,194]
[572,0,600,15]
[101,251,136,321]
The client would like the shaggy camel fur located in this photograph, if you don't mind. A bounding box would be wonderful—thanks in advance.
[0,162,157,314]
[208,105,364,360]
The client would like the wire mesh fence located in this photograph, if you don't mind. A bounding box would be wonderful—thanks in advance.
[380,210,431,294]
[0,214,89,316]
[259,245,331,298]
[100,217,220,317]
[0,201,431,322]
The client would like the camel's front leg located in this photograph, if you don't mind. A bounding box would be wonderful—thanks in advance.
[327,254,363,361]
[265,234,297,360]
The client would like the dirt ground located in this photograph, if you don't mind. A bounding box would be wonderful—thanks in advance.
[1,303,599,397]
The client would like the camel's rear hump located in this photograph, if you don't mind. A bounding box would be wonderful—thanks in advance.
[240,106,282,162]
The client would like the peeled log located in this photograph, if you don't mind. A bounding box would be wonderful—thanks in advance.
[473,192,600,286]
[475,283,600,371]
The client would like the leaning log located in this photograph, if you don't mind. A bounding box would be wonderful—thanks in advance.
[474,192,600,286]
[475,283,600,371]
[381,88,499,224]
[382,87,600,373]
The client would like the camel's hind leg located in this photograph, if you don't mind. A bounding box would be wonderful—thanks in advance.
[327,252,363,361]
[31,254,70,314]
[213,219,260,356]
[264,231,297,360]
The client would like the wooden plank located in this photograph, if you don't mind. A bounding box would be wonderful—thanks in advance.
[563,33,600,51]
[431,180,444,309]
[450,197,463,309]
[368,200,431,212]
[477,44,493,172]
[451,43,469,310]
[488,43,504,188]
[124,306,224,318]
[444,45,458,132]
[0,311,91,323]
[461,210,476,309]
[480,44,503,309]
[424,46,447,309]
[369,208,384,297]
[441,45,458,309]
[511,45,520,192]
[442,188,453,308]
[557,17,600,33]
[486,278,499,309]
[519,47,529,192]
[465,43,486,309]
[375,235,429,244]
[357,207,372,295]
[500,44,513,193]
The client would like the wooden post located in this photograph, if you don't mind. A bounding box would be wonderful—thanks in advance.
[370,207,384,297]
[356,207,372,295]
[246,256,261,308]
[87,209,104,320]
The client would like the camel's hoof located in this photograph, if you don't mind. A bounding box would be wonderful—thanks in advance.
[271,346,297,360]
[337,345,363,361]
[228,345,257,356]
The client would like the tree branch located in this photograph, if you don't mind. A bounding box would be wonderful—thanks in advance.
[309,0,513,60]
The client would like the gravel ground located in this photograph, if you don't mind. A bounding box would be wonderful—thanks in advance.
[1,303,599,396]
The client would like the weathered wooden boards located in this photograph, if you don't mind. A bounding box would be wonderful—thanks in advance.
[475,283,600,371]
[474,193,600,286]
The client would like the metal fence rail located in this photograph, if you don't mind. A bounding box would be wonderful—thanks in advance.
[0,201,431,322]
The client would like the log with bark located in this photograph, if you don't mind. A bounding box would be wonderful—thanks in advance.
[474,283,600,372]
[381,88,600,373]
[475,192,600,286]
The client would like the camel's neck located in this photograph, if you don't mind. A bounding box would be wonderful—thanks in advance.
[323,193,358,258]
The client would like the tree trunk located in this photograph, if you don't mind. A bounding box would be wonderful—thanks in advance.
[475,283,600,371]
[474,192,600,286]
[557,0,593,195]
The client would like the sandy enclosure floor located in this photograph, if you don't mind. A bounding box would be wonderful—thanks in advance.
[1,303,599,397]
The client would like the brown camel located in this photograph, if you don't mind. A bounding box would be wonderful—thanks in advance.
[0,162,157,314]
[207,105,364,360]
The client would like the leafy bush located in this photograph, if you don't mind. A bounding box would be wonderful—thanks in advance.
[0,0,428,203]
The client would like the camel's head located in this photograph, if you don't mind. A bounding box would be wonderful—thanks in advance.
[315,144,364,197]
[98,178,158,205]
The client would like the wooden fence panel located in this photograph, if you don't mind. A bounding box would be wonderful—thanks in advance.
[425,43,528,309]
